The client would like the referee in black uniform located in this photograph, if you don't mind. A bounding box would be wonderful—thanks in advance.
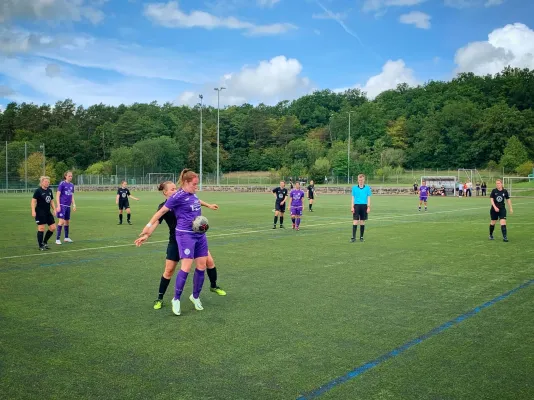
[489,179,513,242]
[31,176,57,250]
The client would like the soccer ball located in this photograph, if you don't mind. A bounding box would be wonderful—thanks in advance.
[192,216,209,232]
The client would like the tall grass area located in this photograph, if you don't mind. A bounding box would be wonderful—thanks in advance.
[1,191,533,399]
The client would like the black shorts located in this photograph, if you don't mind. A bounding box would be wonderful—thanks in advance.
[118,200,130,210]
[353,204,368,221]
[166,239,180,262]
[490,207,506,221]
[275,202,286,213]
[308,194,314,200]
[35,212,55,226]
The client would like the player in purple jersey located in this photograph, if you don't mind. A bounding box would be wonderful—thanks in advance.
[289,181,305,230]
[141,169,212,316]
[418,180,429,212]
[55,171,76,244]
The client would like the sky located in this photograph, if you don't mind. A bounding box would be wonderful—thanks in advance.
[1,0,534,110]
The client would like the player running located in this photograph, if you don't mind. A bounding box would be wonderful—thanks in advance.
[489,179,513,242]
[351,174,372,243]
[116,180,139,225]
[55,171,76,244]
[418,180,429,212]
[31,176,56,251]
[289,181,305,230]
[307,180,316,212]
[272,181,288,229]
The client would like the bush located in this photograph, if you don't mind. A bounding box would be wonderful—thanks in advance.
[516,161,534,176]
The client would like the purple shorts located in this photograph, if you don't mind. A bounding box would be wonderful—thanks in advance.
[419,196,428,202]
[290,206,303,216]
[176,232,208,259]
[57,205,71,220]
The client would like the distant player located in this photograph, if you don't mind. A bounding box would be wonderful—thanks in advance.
[307,180,316,212]
[116,180,139,225]
[289,181,305,230]
[31,176,56,251]
[418,180,429,212]
[136,181,224,311]
[413,182,418,195]
[458,182,463,197]
[272,181,288,229]
[289,178,294,190]
[489,179,513,242]
[55,170,76,244]
[351,174,372,242]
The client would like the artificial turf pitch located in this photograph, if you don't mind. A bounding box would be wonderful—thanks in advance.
[1,192,533,399]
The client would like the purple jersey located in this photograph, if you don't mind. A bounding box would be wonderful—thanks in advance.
[419,185,429,198]
[290,189,305,207]
[58,181,75,206]
[164,189,202,233]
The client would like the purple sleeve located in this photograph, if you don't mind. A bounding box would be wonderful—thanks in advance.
[164,192,181,210]
[58,182,64,192]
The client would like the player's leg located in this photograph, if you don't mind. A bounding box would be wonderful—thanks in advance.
[359,206,367,241]
[63,207,72,242]
[296,208,302,230]
[43,219,56,249]
[118,206,123,224]
[189,236,208,310]
[424,199,428,211]
[279,210,284,228]
[489,208,497,240]
[56,215,64,244]
[172,234,197,315]
[291,210,296,229]
[309,198,313,211]
[500,209,508,242]
[154,241,180,309]
[418,199,422,211]
[36,222,46,250]
[207,251,226,295]
[351,207,358,242]
[126,206,131,224]
[273,207,279,228]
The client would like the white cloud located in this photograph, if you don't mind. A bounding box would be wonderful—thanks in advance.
[336,60,419,99]
[0,57,181,106]
[0,0,105,24]
[399,11,431,29]
[45,63,61,77]
[362,0,427,13]
[144,1,296,36]
[0,27,61,54]
[0,85,16,97]
[257,0,280,7]
[175,56,312,106]
[454,23,534,75]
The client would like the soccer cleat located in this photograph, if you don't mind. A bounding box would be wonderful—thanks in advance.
[418,208,421,212]
[55,240,62,245]
[424,208,427,212]
[503,237,509,242]
[292,224,295,229]
[189,294,204,311]
[64,238,73,243]
[43,244,50,250]
[153,299,163,310]
[210,286,227,296]
[296,227,300,231]
[171,298,181,315]
[350,237,356,243]
[280,225,285,229]
[489,235,494,240]
[272,225,276,229]
[118,222,122,225]
[360,237,364,242]
[127,221,132,225]
[39,245,46,251]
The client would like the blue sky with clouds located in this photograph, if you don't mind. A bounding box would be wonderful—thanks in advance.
[1,0,534,109]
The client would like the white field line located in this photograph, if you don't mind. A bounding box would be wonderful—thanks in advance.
[1,203,531,261]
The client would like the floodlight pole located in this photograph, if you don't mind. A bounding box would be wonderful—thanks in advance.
[214,87,226,186]
[347,111,354,184]
[199,94,203,191]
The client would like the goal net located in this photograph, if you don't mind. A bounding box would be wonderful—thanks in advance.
[503,177,534,198]
[147,173,176,186]
[421,176,457,196]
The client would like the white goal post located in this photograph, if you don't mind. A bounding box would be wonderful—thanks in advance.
[147,173,176,186]
[421,176,457,196]
[502,176,534,197]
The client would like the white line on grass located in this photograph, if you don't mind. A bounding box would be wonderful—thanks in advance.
[1,203,531,261]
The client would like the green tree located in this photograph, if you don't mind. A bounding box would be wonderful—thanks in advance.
[18,152,56,184]
[500,136,528,172]
[516,161,534,176]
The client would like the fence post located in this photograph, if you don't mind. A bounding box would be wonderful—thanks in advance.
[25,142,28,191]
[5,141,8,191]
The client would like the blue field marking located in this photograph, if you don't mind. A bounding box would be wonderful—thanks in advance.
[297,278,534,400]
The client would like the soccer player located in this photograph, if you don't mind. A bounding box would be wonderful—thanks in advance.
[418,180,429,212]
[489,179,513,242]
[481,182,487,196]
[116,180,139,225]
[351,174,372,243]
[307,180,316,212]
[289,181,305,230]
[31,176,56,251]
[413,182,418,195]
[55,170,76,244]
[272,181,288,229]
[458,182,464,197]
[140,169,210,316]
[136,181,224,310]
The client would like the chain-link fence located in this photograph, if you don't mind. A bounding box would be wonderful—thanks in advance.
[0,141,46,192]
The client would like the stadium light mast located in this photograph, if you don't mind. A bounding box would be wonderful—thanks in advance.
[347,111,354,184]
[214,87,226,186]
[40,143,46,176]
[199,94,203,191]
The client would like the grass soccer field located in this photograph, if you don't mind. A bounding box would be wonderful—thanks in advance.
[1,191,533,400]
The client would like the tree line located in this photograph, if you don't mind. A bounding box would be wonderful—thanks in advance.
[1,66,533,184]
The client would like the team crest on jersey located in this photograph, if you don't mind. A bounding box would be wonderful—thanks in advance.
[496,196,503,202]
[45,196,51,203]
[184,248,191,255]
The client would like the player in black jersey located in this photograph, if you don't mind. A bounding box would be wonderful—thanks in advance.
[489,179,513,242]
[272,181,288,229]
[116,180,140,225]
[307,180,316,211]
[135,181,225,310]
[31,176,57,251]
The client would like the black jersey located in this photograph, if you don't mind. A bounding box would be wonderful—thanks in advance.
[272,187,288,202]
[33,187,54,214]
[490,188,509,209]
[117,187,131,201]
[307,185,315,197]
[157,201,177,240]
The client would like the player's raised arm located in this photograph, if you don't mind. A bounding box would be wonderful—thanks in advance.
[200,199,218,210]
[135,219,161,246]
[142,206,169,236]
